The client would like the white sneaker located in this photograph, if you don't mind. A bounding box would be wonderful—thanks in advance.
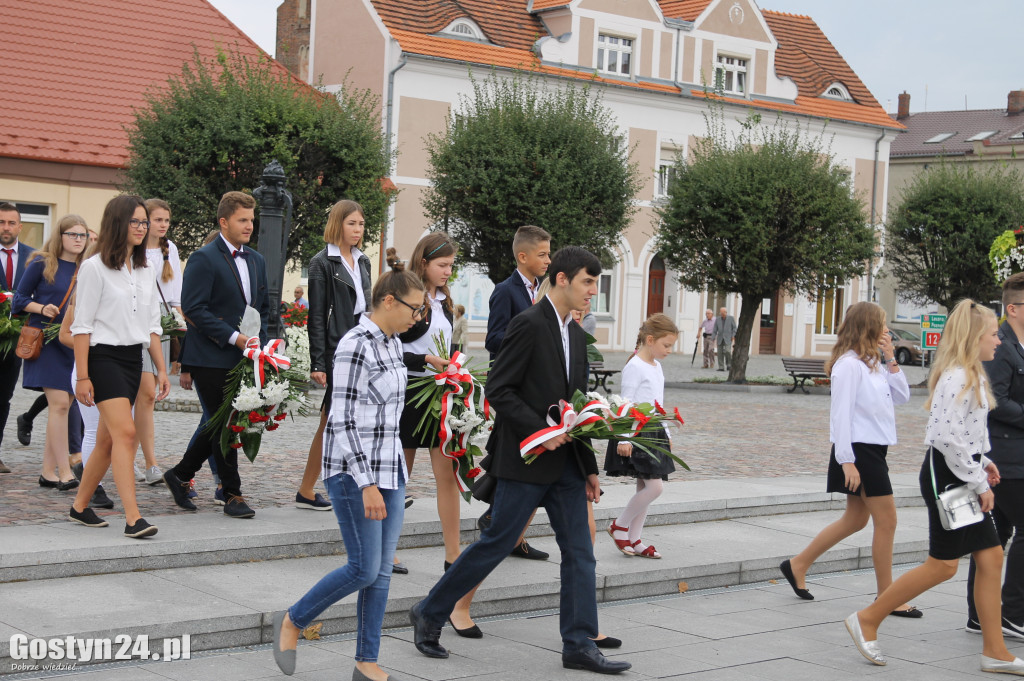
[133,463,146,481]
[145,465,164,485]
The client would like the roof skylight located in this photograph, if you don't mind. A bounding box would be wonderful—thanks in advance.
[923,132,956,144]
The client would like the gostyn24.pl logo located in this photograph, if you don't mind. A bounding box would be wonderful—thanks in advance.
[9,634,190,663]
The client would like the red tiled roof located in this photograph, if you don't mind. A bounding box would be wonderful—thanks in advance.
[2,0,279,168]
[370,0,544,50]
[530,0,572,11]
[890,109,1024,157]
[658,0,715,21]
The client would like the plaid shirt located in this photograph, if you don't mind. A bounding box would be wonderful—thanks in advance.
[323,315,408,489]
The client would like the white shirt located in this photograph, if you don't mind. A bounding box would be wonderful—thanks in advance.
[829,350,911,464]
[546,295,572,381]
[71,254,162,347]
[925,367,994,494]
[1,242,20,289]
[405,289,454,377]
[145,241,183,308]
[621,356,667,435]
[328,243,366,316]
[517,270,539,303]
[220,235,251,305]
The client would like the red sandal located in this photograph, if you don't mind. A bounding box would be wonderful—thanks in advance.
[607,521,635,556]
[630,540,661,559]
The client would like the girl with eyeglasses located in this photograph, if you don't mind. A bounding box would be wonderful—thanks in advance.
[13,214,89,490]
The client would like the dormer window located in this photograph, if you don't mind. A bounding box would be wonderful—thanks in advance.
[597,34,632,76]
[715,55,746,95]
[822,83,852,101]
[441,19,485,41]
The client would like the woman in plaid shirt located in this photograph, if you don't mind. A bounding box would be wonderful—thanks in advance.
[272,262,425,681]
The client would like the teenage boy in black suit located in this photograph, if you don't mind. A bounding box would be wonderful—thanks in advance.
[410,247,631,675]
[164,192,270,518]
[479,224,552,559]
[0,202,36,474]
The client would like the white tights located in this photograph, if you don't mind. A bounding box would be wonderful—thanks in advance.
[614,477,664,544]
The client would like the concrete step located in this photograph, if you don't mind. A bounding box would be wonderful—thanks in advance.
[0,500,932,672]
[0,475,926,584]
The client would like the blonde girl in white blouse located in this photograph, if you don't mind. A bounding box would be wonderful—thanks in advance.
[846,300,1024,675]
[780,302,917,615]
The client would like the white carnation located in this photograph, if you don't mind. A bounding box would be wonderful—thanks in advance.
[261,379,290,405]
[232,385,265,411]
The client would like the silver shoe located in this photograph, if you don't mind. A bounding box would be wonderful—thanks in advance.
[845,613,885,666]
[271,611,296,676]
[981,655,1024,675]
[145,465,164,485]
[353,666,405,681]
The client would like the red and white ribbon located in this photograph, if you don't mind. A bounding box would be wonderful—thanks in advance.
[519,397,605,459]
[433,351,479,493]
[243,337,291,388]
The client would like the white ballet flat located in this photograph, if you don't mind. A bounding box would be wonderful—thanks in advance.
[845,613,885,666]
[981,655,1024,675]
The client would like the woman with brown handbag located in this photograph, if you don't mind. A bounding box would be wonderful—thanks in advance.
[13,214,88,490]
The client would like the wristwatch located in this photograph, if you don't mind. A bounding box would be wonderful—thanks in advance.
[886,356,897,365]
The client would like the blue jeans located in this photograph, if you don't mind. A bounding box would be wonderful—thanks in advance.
[419,462,598,654]
[289,473,406,662]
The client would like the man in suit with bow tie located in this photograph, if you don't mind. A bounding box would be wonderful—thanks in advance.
[163,192,270,518]
[410,246,631,675]
[0,202,36,474]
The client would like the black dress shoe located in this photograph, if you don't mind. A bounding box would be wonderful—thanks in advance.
[38,476,60,488]
[163,469,197,511]
[779,559,813,600]
[409,603,448,659]
[593,636,622,649]
[510,540,549,560]
[392,562,409,575]
[17,414,32,446]
[562,647,631,674]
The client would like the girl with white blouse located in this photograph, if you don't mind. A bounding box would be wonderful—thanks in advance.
[845,300,1024,675]
[67,195,170,538]
[780,302,918,615]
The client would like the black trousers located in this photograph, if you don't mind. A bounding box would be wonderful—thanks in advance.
[967,477,1024,623]
[170,366,242,498]
[0,352,22,449]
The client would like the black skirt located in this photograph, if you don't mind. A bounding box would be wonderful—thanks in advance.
[399,386,438,450]
[826,443,893,497]
[919,447,1000,560]
[88,343,143,405]
[604,427,675,480]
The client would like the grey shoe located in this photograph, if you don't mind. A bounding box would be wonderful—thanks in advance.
[353,666,406,681]
[133,463,146,482]
[271,611,296,676]
[145,465,164,485]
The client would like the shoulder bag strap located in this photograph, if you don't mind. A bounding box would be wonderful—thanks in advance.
[53,268,78,316]
[928,446,941,500]
[155,278,170,315]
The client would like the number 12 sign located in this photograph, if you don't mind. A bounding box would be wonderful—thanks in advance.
[921,314,947,350]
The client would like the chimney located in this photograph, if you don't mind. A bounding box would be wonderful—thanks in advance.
[896,92,911,119]
[1009,90,1024,115]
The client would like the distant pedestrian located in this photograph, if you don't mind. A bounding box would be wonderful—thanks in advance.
[843,300,1024,675]
[451,303,468,354]
[605,313,679,559]
[779,302,919,616]
[700,309,716,368]
[293,285,308,309]
[712,307,736,371]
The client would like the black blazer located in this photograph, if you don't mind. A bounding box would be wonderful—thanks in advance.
[399,302,453,373]
[180,237,270,370]
[482,299,596,485]
[306,247,372,373]
[984,321,1024,478]
[484,271,535,359]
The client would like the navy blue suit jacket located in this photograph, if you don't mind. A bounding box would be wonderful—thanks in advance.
[3,242,36,291]
[180,237,270,370]
[484,271,535,359]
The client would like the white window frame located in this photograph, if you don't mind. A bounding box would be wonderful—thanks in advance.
[814,278,846,335]
[715,54,748,95]
[597,33,633,77]
[655,161,678,198]
[594,273,613,314]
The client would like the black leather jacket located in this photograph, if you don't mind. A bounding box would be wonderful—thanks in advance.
[307,247,372,373]
[984,321,1024,479]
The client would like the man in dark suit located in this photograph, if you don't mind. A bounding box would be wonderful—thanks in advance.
[967,273,1024,638]
[163,192,270,518]
[410,247,631,675]
[0,202,37,474]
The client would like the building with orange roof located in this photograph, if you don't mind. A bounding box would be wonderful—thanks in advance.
[289,0,903,356]
[0,0,275,246]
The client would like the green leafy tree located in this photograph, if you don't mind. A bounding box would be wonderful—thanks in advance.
[423,72,642,282]
[886,162,1024,310]
[656,111,873,382]
[123,47,393,264]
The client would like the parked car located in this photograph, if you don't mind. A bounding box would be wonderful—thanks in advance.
[890,328,924,365]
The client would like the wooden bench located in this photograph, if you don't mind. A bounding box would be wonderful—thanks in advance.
[781,357,828,394]
[589,361,619,394]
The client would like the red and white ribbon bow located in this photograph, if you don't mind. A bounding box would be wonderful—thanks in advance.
[520,397,606,460]
[243,337,291,388]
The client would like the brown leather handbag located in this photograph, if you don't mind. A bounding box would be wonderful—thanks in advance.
[16,269,77,361]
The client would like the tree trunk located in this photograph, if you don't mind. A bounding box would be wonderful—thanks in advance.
[728,294,764,383]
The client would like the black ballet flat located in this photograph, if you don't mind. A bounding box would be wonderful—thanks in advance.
[779,559,814,600]
[890,606,923,619]
[38,476,59,488]
[448,616,482,638]
[593,636,622,649]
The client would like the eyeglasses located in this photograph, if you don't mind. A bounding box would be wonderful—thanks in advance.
[395,297,426,318]
[128,219,150,229]
[63,232,88,240]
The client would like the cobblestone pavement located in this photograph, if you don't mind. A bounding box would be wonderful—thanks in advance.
[0,351,931,526]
